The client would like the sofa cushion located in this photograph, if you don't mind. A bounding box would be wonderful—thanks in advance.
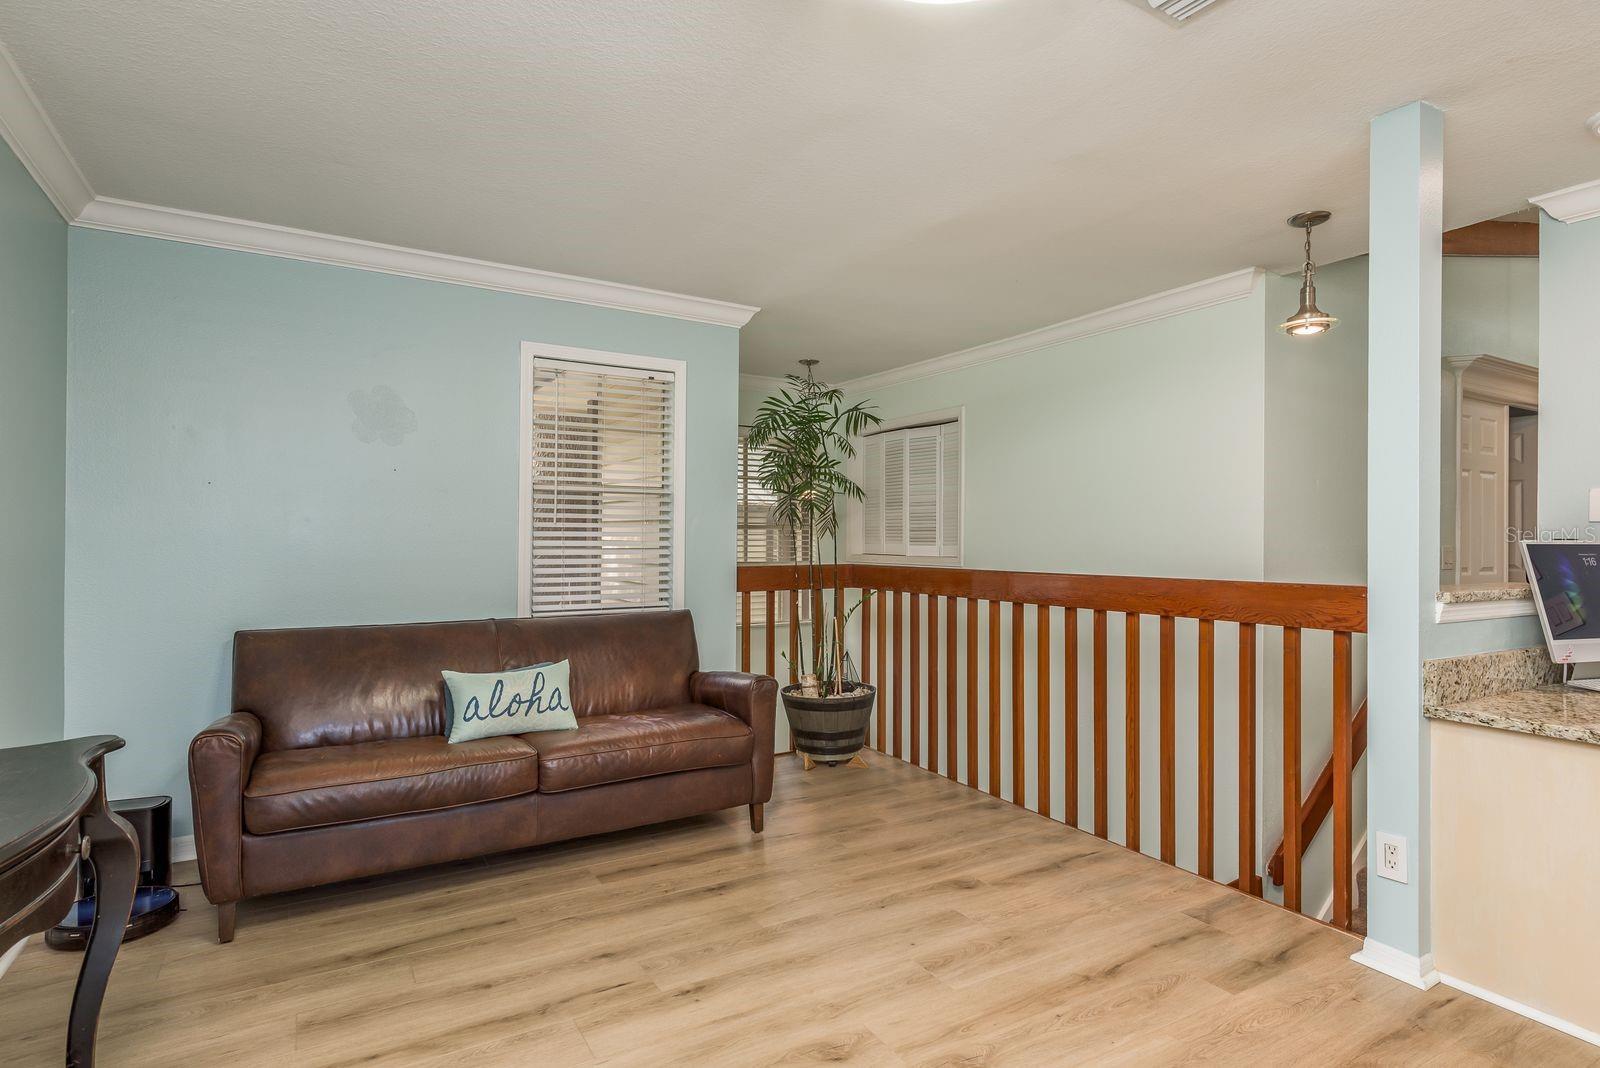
[528,705,753,794]
[493,612,699,717]
[234,619,501,751]
[243,735,541,834]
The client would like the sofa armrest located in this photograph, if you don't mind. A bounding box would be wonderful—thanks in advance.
[187,711,262,904]
[690,671,777,802]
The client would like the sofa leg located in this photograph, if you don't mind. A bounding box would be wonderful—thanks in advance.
[749,803,764,834]
[217,902,236,944]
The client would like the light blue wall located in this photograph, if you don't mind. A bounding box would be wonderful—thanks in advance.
[847,291,1270,579]
[1538,212,1600,538]
[0,140,67,749]
[65,229,740,834]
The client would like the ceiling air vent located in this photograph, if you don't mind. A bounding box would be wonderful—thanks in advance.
[1147,0,1221,21]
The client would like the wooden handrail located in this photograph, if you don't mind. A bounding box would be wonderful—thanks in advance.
[737,563,1366,633]
[736,561,1367,933]
[1266,698,1368,887]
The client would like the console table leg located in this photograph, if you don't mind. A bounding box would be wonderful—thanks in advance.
[66,761,139,1068]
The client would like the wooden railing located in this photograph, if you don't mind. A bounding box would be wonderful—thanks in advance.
[737,562,1368,932]
[1267,698,1369,887]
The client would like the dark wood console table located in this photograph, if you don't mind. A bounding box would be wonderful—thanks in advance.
[0,736,139,1067]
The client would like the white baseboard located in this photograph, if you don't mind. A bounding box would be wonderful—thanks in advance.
[1438,973,1600,1049]
[1351,938,1439,990]
[172,834,196,864]
[0,939,26,982]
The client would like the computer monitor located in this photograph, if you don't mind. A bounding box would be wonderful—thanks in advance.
[1521,540,1600,666]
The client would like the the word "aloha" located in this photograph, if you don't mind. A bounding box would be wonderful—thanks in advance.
[462,673,570,722]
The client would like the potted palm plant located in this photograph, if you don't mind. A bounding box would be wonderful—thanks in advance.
[747,360,881,768]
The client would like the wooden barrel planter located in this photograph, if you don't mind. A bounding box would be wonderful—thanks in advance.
[781,683,876,766]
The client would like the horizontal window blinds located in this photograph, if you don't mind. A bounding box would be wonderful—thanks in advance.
[528,359,675,614]
[861,420,961,560]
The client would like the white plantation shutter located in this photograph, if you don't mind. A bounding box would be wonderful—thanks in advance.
[862,434,884,554]
[882,432,907,555]
[527,359,676,614]
[940,421,961,558]
[859,417,961,561]
[905,426,942,556]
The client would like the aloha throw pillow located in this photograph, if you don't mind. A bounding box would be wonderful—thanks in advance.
[442,661,577,743]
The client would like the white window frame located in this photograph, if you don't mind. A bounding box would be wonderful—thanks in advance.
[517,341,688,617]
[846,406,965,567]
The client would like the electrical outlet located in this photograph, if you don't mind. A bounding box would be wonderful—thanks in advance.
[1376,832,1408,884]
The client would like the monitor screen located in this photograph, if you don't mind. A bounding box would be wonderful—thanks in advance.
[1525,542,1600,641]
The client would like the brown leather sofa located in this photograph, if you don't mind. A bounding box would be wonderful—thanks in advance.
[188,611,775,942]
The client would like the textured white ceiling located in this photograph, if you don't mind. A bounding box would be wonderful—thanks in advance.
[3,0,1597,378]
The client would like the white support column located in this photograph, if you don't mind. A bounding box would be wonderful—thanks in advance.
[1354,100,1443,988]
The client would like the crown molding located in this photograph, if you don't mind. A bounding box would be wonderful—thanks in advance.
[838,267,1262,395]
[73,197,760,327]
[1531,178,1600,225]
[0,38,93,219]
[1,35,758,328]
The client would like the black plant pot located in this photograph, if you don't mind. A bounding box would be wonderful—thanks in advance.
[781,682,877,766]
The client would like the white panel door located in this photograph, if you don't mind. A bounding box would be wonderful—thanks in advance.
[1507,413,1538,583]
[1459,396,1508,585]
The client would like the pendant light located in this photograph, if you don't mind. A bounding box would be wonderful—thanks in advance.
[1279,210,1338,337]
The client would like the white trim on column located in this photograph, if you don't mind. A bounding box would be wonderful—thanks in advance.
[1531,178,1600,225]
[1437,973,1600,1049]
[74,198,760,328]
[1351,938,1440,990]
[0,38,93,219]
[1433,598,1535,623]
[837,267,1262,394]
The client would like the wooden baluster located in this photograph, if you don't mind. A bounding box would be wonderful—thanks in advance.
[1125,613,1141,850]
[892,591,904,759]
[789,590,800,686]
[910,593,922,767]
[1037,606,1051,820]
[834,574,845,666]
[813,587,824,675]
[860,588,872,687]
[1198,619,1215,880]
[740,592,752,672]
[765,591,776,683]
[928,595,940,774]
[988,600,1002,799]
[946,596,958,781]
[1238,622,1258,895]
[875,590,887,751]
[1159,615,1176,865]
[1332,630,1353,928]
[1065,609,1080,828]
[1012,601,1025,805]
[1093,609,1108,838]
[1282,626,1303,911]
[965,597,979,787]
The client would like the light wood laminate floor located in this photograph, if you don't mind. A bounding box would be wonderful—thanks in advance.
[2,755,1594,1066]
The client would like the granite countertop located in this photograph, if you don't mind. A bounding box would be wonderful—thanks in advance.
[1424,684,1600,747]
[1435,583,1532,605]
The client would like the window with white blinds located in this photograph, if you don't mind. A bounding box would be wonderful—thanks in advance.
[737,427,808,566]
[520,353,682,615]
[737,427,809,626]
[861,420,961,559]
